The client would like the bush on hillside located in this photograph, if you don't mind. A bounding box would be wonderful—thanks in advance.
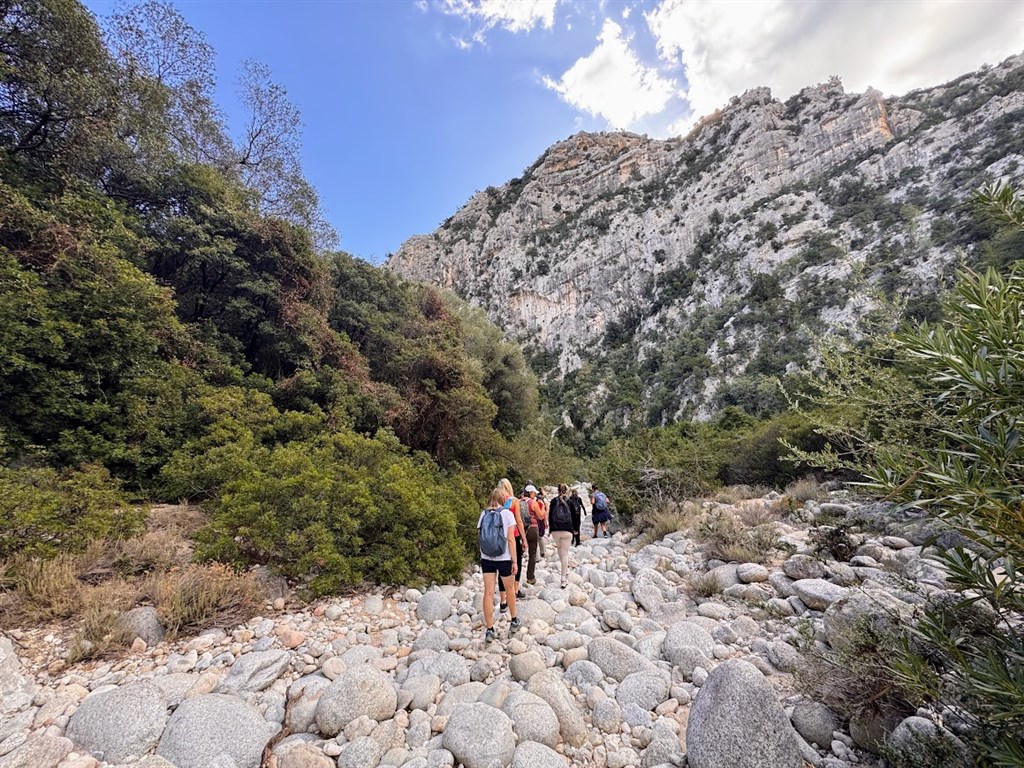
[590,407,825,517]
[866,263,1024,765]
[0,464,141,559]
[720,410,826,486]
[193,428,477,595]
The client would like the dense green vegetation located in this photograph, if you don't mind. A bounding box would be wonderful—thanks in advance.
[0,0,537,589]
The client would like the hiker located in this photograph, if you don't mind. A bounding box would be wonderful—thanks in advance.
[590,484,612,538]
[532,486,548,557]
[523,484,541,585]
[478,486,520,642]
[549,483,574,588]
[497,478,527,607]
[568,488,584,545]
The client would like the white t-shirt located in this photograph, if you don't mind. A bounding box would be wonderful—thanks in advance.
[477,507,516,561]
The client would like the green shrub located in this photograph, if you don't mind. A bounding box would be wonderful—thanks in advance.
[0,464,141,559]
[867,262,1024,765]
[193,429,477,595]
[720,410,825,486]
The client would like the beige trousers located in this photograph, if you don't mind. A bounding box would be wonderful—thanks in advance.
[552,531,573,582]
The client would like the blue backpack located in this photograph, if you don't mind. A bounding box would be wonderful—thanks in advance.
[479,508,506,558]
[593,491,609,511]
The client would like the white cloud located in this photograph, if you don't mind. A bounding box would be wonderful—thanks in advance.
[543,19,679,129]
[646,0,1024,125]
[440,0,559,45]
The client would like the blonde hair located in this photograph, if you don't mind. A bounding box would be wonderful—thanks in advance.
[498,478,514,498]
[487,487,507,509]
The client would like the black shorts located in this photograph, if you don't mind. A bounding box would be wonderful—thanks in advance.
[481,558,513,577]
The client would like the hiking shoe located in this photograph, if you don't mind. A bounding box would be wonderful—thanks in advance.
[515,590,525,599]
[509,617,522,632]
[560,579,568,589]
[485,627,496,642]
[527,578,536,585]
[500,602,507,613]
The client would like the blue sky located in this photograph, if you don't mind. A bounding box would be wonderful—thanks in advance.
[83,0,1023,263]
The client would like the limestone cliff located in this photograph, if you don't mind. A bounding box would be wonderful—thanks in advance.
[388,55,1024,430]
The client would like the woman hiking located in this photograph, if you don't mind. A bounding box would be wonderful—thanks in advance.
[568,488,584,545]
[497,478,527,608]
[548,483,574,588]
[590,484,612,538]
[478,487,521,642]
[523,484,545,585]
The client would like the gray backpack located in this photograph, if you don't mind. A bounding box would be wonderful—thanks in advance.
[479,508,506,558]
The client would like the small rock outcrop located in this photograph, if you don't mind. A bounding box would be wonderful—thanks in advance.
[686,659,803,768]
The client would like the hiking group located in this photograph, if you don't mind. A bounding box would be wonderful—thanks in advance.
[476,479,613,641]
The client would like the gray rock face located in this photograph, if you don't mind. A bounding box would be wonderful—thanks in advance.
[641,720,682,768]
[686,659,802,768]
[512,741,568,768]
[402,674,441,711]
[0,735,73,768]
[502,689,561,748]
[707,564,740,590]
[592,699,623,734]
[509,651,546,682]
[791,701,842,747]
[823,589,914,654]
[416,591,452,623]
[412,628,450,653]
[526,670,588,747]
[886,716,970,768]
[279,744,335,768]
[588,636,656,682]
[517,599,557,625]
[339,736,384,768]
[792,579,849,610]
[157,694,279,768]
[564,659,604,690]
[217,650,292,696]
[631,568,670,611]
[66,682,168,762]
[388,57,1024,423]
[849,710,905,754]
[286,675,332,733]
[782,555,827,581]
[0,637,36,715]
[116,606,165,647]
[736,563,769,583]
[315,665,398,736]
[436,682,486,717]
[616,671,669,712]
[662,621,715,667]
[442,703,515,768]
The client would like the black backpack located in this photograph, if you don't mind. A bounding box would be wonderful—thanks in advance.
[550,496,571,528]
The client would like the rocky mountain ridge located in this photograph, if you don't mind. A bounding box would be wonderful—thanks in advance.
[388,55,1024,429]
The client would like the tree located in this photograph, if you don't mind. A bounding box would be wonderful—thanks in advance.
[104,0,229,166]
[0,0,119,177]
[234,60,336,249]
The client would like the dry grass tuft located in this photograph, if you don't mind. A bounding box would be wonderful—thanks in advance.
[2,554,81,625]
[115,529,191,576]
[66,580,137,662]
[736,500,779,528]
[146,502,205,537]
[634,501,702,542]
[695,508,778,564]
[140,564,266,638]
[686,571,723,597]
[713,485,771,504]
[786,476,822,502]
